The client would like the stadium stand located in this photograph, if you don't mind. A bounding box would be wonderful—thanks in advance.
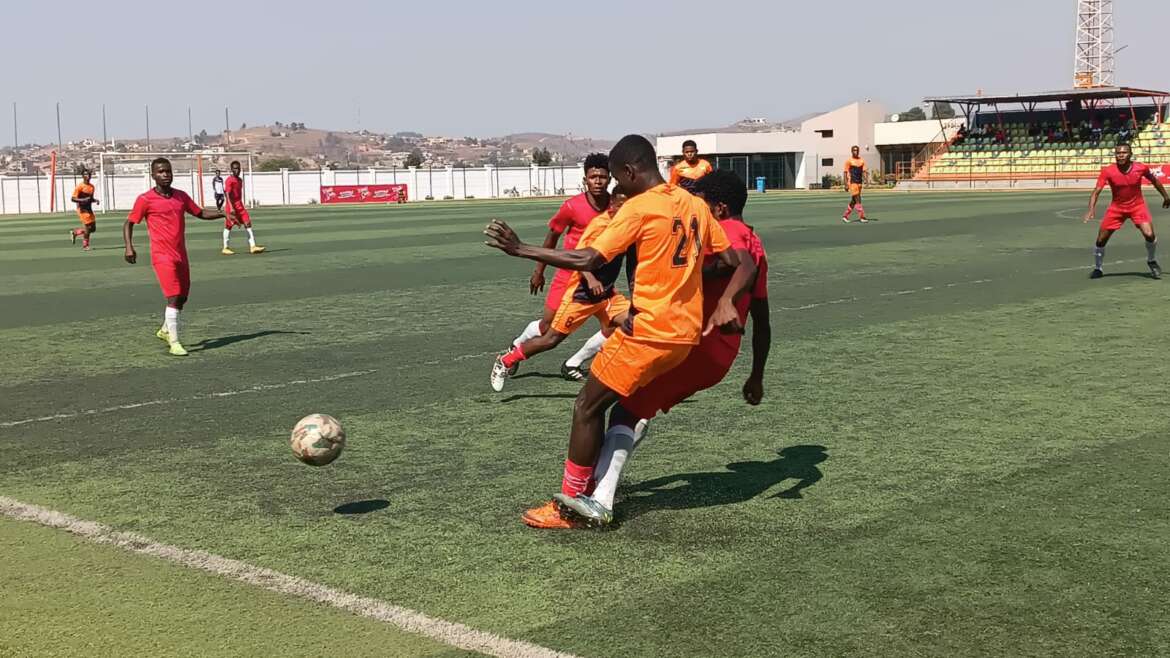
[913,87,1169,182]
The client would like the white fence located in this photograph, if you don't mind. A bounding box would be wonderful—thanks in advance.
[0,165,590,215]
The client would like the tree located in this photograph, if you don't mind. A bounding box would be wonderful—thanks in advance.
[258,157,301,172]
[531,147,553,166]
[405,148,424,168]
[930,103,957,120]
[900,106,927,121]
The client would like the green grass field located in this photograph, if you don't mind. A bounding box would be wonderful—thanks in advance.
[2,190,1169,657]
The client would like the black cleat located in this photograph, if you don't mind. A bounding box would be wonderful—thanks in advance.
[560,362,587,382]
[1090,269,1104,279]
[1149,261,1162,280]
[506,362,520,377]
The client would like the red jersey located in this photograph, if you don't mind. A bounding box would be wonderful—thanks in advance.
[1097,162,1151,210]
[698,218,768,366]
[548,193,603,250]
[127,188,203,263]
[224,175,244,204]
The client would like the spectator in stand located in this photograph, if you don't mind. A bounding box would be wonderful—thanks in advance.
[955,124,968,143]
[1091,115,1103,143]
[1079,121,1093,142]
[994,126,1007,144]
[1118,122,1134,143]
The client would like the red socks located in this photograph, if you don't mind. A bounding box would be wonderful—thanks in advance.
[843,205,853,218]
[561,459,594,498]
[856,204,866,218]
[501,345,527,368]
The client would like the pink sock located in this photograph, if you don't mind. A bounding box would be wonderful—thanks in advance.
[844,205,853,218]
[857,204,866,217]
[501,345,526,368]
[561,459,594,498]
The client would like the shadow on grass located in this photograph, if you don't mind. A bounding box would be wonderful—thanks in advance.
[513,372,568,381]
[618,444,828,522]
[333,499,390,515]
[191,330,309,352]
[501,392,578,403]
[1102,271,1157,279]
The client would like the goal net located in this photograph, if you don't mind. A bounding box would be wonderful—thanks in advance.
[97,151,254,213]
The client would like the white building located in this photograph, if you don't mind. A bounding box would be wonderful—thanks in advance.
[656,100,888,189]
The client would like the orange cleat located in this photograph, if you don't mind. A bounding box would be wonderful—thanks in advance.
[522,500,585,529]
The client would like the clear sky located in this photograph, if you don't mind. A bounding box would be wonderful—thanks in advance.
[5,0,1168,144]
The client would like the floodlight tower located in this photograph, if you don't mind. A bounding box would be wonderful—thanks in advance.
[1073,0,1115,88]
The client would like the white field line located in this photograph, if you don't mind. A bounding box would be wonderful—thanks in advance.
[0,370,378,428]
[777,259,1142,312]
[0,496,576,658]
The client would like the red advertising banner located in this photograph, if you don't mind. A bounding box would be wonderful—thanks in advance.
[1146,164,1170,185]
[320,184,408,204]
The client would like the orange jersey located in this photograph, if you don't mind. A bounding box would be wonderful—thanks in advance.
[669,158,713,186]
[73,183,96,220]
[844,157,867,184]
[590,183,731,345]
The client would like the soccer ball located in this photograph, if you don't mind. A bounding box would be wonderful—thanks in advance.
[290,414,346,466]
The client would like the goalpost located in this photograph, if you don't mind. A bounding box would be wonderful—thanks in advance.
[97,151,254,213]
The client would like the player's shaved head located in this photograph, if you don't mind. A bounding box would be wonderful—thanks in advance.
[608,134,664,197]
[609,135,657,172]
[151,157,171,172]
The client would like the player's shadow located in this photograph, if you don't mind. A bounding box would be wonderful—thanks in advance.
[1102,271,1157,279]
[191,330,309,352]
[617,444,828,522]
[501,392,578,403]
[333,499,390,515]
[512,372,568,381]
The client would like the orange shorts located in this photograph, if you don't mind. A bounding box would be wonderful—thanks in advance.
[848,183,862,196]
[551,292,630,335]
[78,211,96,225]
[589,329,692,397]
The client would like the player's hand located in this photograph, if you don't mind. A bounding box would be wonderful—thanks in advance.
[124,247,137,264]
[484,219,522,256]
[742,376,764,406]
[92,199,99,205]
[529,269,545,295]
[703,298,744,336]
[588,280,604,297]
[1162,198,1170,209]
[1082,211,1095,223]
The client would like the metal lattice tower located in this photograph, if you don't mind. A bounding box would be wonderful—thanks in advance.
[1074,0,1115,88]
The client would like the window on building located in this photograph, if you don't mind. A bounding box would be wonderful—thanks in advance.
[816,130,834,138]
[821,158,834,167]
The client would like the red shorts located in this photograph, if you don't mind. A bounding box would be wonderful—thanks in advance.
[621,347,734,419]
[152,259,191,299]
[544,269,572,313]
[1101,204,1152,231]
[226,202,250,228]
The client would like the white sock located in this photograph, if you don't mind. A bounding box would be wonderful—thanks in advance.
[222,228,231,249]
[1147,239,1157,263]
[592,424,636,510]
[1094,246,1105,270]
[565,330,606,368]
[512,319,542,347]
[164,306,181,344]
[246,227,257,248]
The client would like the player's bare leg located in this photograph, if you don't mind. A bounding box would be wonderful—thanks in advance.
[1137,222,1160,279]
[491,329,569,392]
[1091,226,1116,279]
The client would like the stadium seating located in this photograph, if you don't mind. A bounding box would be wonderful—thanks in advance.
[915,116,1170,181]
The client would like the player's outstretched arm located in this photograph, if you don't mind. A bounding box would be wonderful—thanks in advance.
[1144,171,1170,208]
[743,296,771,406]
[530,230,563,294]
[194,208,226,221]
[1084,185,1105,223]
[122,221,137,264]
[703,248,755,336]
[483,220,605,271]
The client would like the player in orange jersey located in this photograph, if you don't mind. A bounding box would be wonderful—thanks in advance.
[490,188,632,391]
[668,139,713,192]
[842,145,868,223]
[69,170,99,250]
[485,135,757,529]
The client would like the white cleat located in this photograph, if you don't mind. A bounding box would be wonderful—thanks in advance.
[490,356,510,392]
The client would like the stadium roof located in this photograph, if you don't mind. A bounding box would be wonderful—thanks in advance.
[924,86,1169,107]
[925,86,1170,106]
